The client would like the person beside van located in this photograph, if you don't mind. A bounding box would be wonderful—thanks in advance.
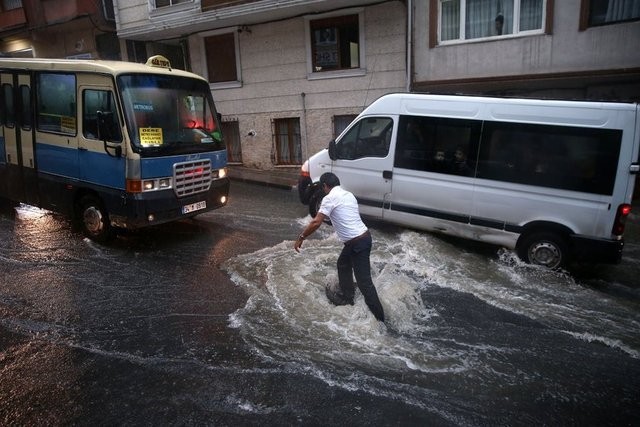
[294,172,385,322]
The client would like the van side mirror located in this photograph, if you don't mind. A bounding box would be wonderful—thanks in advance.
[328,139,336,160]
[97,111,122,158]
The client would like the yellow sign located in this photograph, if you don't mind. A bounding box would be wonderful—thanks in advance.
[140,127,163,146]
[60,116,76,133]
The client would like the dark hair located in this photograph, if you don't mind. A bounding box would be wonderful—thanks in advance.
[320,172,340,188]
[495,14,504,24]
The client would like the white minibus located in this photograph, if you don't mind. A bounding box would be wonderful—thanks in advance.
[0,56,229,242]
[298,94,639,269]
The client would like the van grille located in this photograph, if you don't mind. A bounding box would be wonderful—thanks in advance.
[173,160,212,197]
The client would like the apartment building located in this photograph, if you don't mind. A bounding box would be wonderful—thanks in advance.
[412,1,640,101]
[114,0,407,170]
[3,1,638,174]
[0,0,119,59]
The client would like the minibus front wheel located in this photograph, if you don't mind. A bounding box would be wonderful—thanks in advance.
[517,231,568,270]
[77,195,113,243]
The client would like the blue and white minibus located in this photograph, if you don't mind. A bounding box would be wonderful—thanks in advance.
[299,93,639,269]
[0,55,229,241]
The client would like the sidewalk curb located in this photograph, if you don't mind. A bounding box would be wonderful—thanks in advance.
[227,166,299,190]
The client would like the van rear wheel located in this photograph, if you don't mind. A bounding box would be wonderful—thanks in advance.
[517,231,568,269]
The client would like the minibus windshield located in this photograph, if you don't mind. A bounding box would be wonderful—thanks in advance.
[118,74,224,155]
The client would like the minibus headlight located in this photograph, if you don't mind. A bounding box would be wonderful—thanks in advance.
[126,178,172,193]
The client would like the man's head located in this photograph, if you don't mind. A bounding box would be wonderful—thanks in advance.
[320,172,340,193]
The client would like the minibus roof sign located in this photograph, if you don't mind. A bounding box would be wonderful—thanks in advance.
[146,55,172,70]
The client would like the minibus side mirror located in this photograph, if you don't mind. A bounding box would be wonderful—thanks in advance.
[97,110,122,158]
[328,139,336,160]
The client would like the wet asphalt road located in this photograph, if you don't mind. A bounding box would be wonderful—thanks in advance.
[0,181,639,426]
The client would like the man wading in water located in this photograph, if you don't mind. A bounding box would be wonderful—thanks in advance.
[294,172,385,322]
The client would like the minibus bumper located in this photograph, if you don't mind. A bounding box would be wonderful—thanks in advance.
[110,177,230,230]
[570,235,623,264]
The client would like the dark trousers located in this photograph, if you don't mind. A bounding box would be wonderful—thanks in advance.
[337,233,385,322]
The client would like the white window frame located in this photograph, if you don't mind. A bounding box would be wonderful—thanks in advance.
[304,8,366,80]
[2,0,22,10]
[149,0,197,17]
[438,0,546,45]
[199,28,242,90]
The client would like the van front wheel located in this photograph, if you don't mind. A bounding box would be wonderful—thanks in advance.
[308,187,325,218]
[517,232,568,269]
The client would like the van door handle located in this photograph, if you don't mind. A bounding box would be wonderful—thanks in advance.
[383,170,393,179]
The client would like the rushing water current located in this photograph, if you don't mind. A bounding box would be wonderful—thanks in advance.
[1,183,639,424]
[222,210,640,423]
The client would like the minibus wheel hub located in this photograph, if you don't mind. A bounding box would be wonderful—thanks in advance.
[84,207,103,234]
[78,195,113,242]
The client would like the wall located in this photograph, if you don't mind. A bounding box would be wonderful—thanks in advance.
[188,1,407,169]
[412,0,640,86]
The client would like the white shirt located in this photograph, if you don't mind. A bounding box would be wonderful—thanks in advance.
[318,185,368,242]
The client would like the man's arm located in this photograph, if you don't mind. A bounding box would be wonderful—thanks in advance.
[294,212,327,252]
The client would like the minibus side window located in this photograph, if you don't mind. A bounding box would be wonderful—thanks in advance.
[394,115,480,176]
[19,85,32,130]
[2,84,15,128]
[36,73,76,135]
[83,89,122,142]
[476,121,622,195]
[334,117,392,160]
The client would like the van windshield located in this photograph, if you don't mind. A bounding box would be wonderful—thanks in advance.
[118,74,224,155]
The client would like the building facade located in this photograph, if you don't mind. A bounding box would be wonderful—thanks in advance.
[5,1,639,173]
[412,0,640,101]
[0,0,119,59]
[114,0,408,170]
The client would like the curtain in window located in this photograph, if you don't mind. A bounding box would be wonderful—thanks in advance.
[3,0,22,10]
[276,120,302,165]
[606,0,640,22]
[277,121,290,164]
[441,0,461,41]
[465,0,513,39]
[520,0,543,31]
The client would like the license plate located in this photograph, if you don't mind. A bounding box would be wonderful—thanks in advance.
[182,201,206,214]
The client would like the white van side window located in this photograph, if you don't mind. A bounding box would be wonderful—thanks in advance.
[477,122,622,195]
[394,115,481,176]
[335,116,392,160]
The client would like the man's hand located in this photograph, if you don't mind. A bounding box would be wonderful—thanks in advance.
[293,213,326,253]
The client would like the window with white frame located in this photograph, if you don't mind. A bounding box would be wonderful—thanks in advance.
[309,13,362,73]
[585,0,640,27]
[154,0,191,8]
[1,0,22,11]
[439,0,546,43]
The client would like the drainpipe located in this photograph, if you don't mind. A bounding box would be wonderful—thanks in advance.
[406,0,413,92]
[301,92,308,161]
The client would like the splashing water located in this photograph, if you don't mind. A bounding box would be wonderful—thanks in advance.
[223,217,640,414]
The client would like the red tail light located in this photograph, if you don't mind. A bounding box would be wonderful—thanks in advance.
[612,203,632,236]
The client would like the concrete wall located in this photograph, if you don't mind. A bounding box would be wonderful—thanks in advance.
[413,0,640,83]
[186,1,407,169]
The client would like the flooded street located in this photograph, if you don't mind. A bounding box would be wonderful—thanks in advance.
[1,181,639,425]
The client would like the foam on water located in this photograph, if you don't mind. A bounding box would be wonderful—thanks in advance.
[223,217,640,398]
